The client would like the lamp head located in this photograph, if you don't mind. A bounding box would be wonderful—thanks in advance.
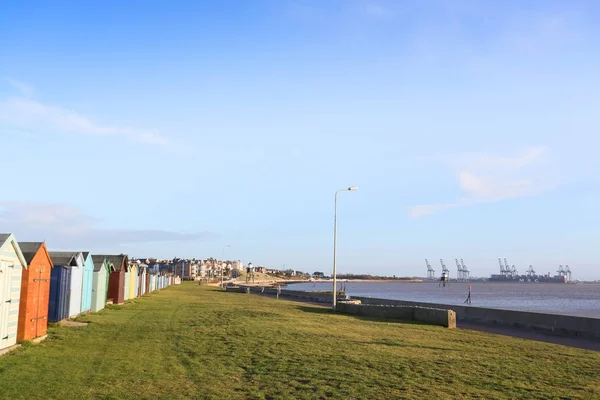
[348,186,359,191]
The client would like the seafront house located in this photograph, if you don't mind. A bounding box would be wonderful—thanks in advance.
[105,254,128,305]
[49,252,85,318]
[90,255,109,312]
[0,233,27,352]
[80,252,94,314]
[17,242,53,342]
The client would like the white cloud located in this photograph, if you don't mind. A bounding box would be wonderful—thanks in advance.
[0,201,214,249]
[409,147,553,217]
[0,80,169,146]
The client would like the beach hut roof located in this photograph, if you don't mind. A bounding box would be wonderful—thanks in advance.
[91,255,107,272]
[49,251,77,266]
[0,234,11,246]
[0,233,27,268]
[19,242,44,264]
[93,254,128,271]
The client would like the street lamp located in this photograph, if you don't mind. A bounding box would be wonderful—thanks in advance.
[221,245,231,290]
[333,186,358,310]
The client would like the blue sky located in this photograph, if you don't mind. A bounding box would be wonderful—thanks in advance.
[1,0,599,279]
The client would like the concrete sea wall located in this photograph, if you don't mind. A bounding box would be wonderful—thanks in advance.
[352,296,600,341]
[336,302,456,328]
[228,285,344,303]
[229,285,456,328]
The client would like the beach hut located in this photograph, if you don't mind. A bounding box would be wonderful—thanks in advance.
[145,271,150,294]
[129,263,138,299]
[104,255,128,305]
[69,252,84,318]
[47,256,72,323]
[90,256,109,312]
[150,274,156,292]
[17,242,53,342]
[49,252,84,318]
[0,234,27,351]
[138,264,147,296]
[123,264,131,301]
[80,252,94,313]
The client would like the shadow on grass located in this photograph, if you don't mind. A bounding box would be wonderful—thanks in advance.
[367,338,458,351]
[295,306,332,314]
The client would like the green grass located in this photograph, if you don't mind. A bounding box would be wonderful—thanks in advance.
[0,283,598,400]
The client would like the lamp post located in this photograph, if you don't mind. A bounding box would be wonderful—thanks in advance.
[333,186,358,310]
[221,244,231,290]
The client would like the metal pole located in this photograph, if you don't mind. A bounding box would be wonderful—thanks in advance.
[333,190,338,310]
[220,245,229,290]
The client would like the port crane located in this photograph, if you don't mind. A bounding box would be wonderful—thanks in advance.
[526,265,536,277]
[439,259,449,287]
[455,259,463,280]
[498,258,507,277]
[425,259,435,280]
[460,258,470,280]
[440,259,449,279]
[565,265,572,281]
[504,258,518,278]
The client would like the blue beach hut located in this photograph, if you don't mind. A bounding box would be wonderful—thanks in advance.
[47,256,72,323]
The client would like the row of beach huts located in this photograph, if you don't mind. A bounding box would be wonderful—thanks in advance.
[0,233,181,354]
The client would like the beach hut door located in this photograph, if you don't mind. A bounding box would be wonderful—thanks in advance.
[33,268,48,337]
[0,262,14,346]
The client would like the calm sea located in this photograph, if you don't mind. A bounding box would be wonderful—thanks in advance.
[285,281,600,318]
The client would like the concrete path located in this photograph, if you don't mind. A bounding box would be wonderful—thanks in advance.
[459,322,600,352]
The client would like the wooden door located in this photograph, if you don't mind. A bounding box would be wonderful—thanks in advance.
[34,265,49,337]
[0,261,13,348]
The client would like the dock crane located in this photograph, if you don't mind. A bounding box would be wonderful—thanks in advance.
[425,259,435,280]
[460,259,470,280]
[439,259,449,287]
[565,265,572,281]
[499,258,507,276]
[440,259,449,277]
[455,259,463,280]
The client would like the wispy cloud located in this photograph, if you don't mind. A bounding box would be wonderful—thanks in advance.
[0,79,170,146]
[5,78,35,97]
[362,1,393,18]
[409,147,553,218]
[0,201,214,249]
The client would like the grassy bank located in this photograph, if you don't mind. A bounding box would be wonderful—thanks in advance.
[0,284,598,399]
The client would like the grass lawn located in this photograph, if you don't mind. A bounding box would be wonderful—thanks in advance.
[0,283,598,400]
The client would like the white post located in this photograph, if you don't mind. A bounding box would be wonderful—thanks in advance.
[332,186,358,310]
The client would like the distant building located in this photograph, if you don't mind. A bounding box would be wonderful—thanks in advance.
[174,260,198,280]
